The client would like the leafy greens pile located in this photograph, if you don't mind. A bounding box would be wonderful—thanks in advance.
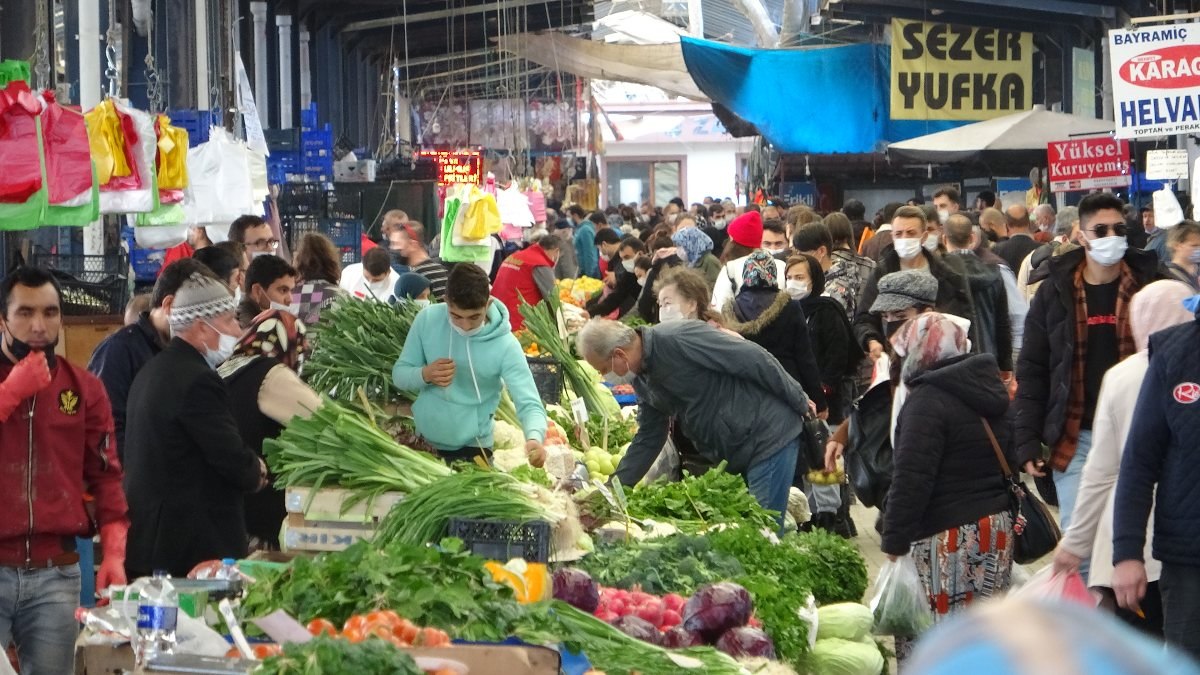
[574,534,744,596]
[254,635,422,675]
[240,539,524,641]
[303,298,419,403]
[623,464,779,534]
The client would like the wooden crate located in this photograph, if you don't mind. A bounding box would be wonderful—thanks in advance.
[283,487,404,523]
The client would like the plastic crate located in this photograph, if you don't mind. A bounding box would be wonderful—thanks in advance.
[527,357,563,404]
[301,127,333,151]
[279,183,328,217]
[32,249,127,281]
[167,109,214,147]
[447,518,551,563]
[265,128,301,153]
[50,271,130,316]
[288,218,362,266]
[131,248,166,282]
[300,104,319,131]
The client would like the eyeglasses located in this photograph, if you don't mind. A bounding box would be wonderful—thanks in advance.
[1085,222,1127,238]
[246,238,280,250]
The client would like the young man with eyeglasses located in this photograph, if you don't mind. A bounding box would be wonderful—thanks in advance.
[228,215,279,258]
[1015,193,1161,535]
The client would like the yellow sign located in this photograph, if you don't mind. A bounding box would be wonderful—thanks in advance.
[890,19,1033,121]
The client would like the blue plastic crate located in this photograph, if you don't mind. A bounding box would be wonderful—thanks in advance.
[167,109,214,147]
[301,127,332,151]
[131,247,166,282]
[300,104,318,131]
[288,218,361,265]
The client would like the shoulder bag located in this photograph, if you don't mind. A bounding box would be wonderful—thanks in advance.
[981,418,1061,564]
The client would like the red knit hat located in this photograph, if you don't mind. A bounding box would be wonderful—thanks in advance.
[727,211,764,248]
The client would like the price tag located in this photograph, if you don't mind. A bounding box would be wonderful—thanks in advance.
[570,397,591,448]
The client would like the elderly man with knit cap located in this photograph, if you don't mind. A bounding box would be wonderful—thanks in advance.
[123,270,268,578]
[711,211,787,311]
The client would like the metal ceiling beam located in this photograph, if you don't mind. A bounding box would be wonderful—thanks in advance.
[399,46,497,68]
[341,0,555,33]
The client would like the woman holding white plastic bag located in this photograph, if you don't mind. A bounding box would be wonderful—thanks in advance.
[879,312,1016,661]
[1050,280,1196,636]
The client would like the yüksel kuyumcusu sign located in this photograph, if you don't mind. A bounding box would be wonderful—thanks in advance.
[1109,22,1200,138]
[1046,137,1132,193]
[890,18,1034,121]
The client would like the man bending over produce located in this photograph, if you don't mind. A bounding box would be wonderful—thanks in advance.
[576,318,813,520]
[393,264,548,466]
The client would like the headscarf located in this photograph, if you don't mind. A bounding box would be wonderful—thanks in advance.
[1131,280,1194,351]
[741,250,778,290]
[795,254,825,297]
[218,309,308,378]
[889,312,969,383]
[671,227,714,267]
[395,272,432,302]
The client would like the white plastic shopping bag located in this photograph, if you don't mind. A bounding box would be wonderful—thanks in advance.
[869,555,933,637]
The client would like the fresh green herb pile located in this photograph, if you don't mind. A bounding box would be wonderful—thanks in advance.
[240,539,524,641]
[263,397,451,509]
[373,470,559,548]
[622,464,780,534]
[519,295,614,418]
[253,635,422,675]
[573,534,744,595]
[514,601,744,675]
[303,298,419,402]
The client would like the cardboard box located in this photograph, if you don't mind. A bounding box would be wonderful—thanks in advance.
[283,487,403,522]
[333,159,376,183]
[281,514,374,553]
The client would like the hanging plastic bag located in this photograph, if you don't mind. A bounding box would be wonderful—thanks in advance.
[155,114,190,201]
[83,99,135,188]
[0,80,47,230]
[98,100,158,214]
[869,556,933,637]
[440,185,491,263]
[180,128,256,225]
[1153,184,1184,230]
[461,189,501,242]
[135,170,185,226]
[41,92,99,226]
[245,144,268,202]
[1012,566,1093,606]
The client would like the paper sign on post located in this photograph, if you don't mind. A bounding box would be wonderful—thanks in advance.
[1145,149,1190,180]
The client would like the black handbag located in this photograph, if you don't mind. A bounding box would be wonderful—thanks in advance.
[981,418,1061,564]
[800,415,830,473]
[844,383,894,509]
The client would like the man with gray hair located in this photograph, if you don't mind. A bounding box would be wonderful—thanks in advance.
[1033,203,1056,242]
[576,318,814,521]
[1018,206,1079,302]
[124,271,268,577]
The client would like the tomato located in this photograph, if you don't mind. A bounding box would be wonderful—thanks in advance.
[342,627,366,643]
[379,610,402,625]
[343,615,369,633]
[225,647,241,658]
[396,620,420,645]
[252,644,282,659]
[306,618,338,637]
[419,627,450,647]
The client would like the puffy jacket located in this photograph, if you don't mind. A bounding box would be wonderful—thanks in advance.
[615,321,811,485]
[852,248,977,352]
[493,244,556,331]
[1114,318,1200,566]
[721,288,829,413]
[0,356,127,566]
[948,251,1013,371]
[1014,246,1160,467]
[87,312,165,462]
[882,354,1015,555]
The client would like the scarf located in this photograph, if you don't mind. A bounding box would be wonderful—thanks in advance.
[1053,262,1138,471]
[741,250,778,289]
[671,227,714,267]
[218,309,308,378]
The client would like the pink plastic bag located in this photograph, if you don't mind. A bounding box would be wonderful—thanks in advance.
[1014,566,1094,606]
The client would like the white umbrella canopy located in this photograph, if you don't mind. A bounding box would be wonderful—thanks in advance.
[887,105,1117,165]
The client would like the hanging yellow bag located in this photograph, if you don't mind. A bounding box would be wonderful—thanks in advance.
[83,99,133,187]
[155,114,189,192]
[462,187,501,241]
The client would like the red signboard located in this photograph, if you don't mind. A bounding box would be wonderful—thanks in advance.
[1046,137,1132,193]
[418,149,483,185]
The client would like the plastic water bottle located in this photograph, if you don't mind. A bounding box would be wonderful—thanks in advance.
[214,558,240,581]
[133,570,178,665]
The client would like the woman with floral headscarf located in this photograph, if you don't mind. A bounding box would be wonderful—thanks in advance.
[219,309,322,550]
[671,226,723,288]
[721,251,828,419]
[882,312,1016,660]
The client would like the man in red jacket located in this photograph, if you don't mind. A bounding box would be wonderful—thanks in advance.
[0,266,129,674]
[492,235,563,331]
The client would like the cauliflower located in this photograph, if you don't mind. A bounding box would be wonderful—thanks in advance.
[493,420,523,450]
[493,446,529,473]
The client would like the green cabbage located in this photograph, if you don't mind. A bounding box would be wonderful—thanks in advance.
[815,603,874,642]
[809,638,885,675]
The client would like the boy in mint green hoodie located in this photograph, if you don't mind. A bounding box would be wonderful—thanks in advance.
[393,264,547,465]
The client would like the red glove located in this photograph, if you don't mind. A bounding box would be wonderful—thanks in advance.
[96,521,128,591]
[0,350,52,421]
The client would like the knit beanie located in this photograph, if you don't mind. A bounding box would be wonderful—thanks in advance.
[727,211,764,248]
[169,271,236,331]
[1131,280,1195,351]
[741,250,778,289]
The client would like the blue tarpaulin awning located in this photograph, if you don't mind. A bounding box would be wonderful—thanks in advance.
[679,37,964,154]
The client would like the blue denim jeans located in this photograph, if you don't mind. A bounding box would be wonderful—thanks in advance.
[1053,429,1093,532]
[0,564,81,675]
[745,437,800,532]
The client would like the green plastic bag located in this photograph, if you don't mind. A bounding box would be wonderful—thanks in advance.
[0,113,47,231]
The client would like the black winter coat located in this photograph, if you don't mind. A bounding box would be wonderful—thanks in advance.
[124,339,263,577]
[87,312,165,462]
[948,252,1013,371]
[1014,246,1160,466]
[722,288,829,412]
[224,357,287,548]
[635,254,684,323]
[852,248,977,352]
[882,354,1015,555]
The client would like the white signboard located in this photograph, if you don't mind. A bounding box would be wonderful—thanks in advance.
[1145,149,1190,180]
[1109,22,1200,138]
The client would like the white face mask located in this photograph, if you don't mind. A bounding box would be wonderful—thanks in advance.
[1086,235,1128,267]
[637,276,646,287]
[233,288,243,305]
[922,235,940,253]
[451,317,484,337]
[765,247,787,257]
[414,298,431,308]
[270,301,295,315]
[937,209,950,225]
[604,353,636,386]
[785,279,810,300]
[658,305,684,322]
[893,237,923,260]
[622,259,636,273]
[201,321,239,369]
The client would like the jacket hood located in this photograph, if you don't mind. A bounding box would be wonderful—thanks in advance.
[908,353,1008,418]
[723,288,790,335]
